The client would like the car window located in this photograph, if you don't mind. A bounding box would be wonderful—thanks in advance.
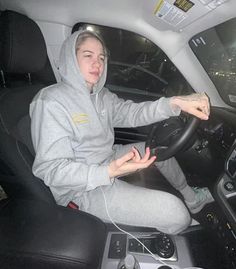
[189,18,236,108]
[73,23,193,102]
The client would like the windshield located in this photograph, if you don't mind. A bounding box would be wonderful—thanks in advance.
[189,18,236,108]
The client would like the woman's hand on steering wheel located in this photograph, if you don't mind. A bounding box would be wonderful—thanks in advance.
[170,92,210,120]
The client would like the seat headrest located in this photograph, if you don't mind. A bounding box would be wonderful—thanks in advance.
[0,10,47,74]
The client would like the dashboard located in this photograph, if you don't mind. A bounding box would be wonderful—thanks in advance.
[199,113,236,156]
[206,140,236,268]
[216,141,236,226]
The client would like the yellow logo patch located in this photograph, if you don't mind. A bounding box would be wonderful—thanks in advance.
[72,113,89,124]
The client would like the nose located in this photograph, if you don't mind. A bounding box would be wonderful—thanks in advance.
[93,57,103,67]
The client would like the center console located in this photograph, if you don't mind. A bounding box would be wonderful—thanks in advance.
[101,231,194,269]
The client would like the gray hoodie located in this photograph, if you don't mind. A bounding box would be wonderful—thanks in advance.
[30,30,180,206]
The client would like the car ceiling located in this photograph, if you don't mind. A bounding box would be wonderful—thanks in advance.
[0,0,235,36]
[0,0,236,108]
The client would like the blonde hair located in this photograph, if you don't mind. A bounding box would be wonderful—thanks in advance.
[75,30,108,58]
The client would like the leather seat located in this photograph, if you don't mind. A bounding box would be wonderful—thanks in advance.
[0,10,56,203]
[0,198,107,269]
[0,10,107,269]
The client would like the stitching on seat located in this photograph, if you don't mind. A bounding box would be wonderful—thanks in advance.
[16,140,32,171]
[0,91,11,134]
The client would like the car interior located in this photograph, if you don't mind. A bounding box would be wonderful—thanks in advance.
[0,0,236,269]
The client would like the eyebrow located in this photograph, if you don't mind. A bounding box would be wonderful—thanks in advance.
[82,50,105,56]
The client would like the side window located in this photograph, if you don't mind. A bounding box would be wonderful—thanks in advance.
[73,23,193,102]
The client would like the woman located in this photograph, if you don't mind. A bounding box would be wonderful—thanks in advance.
[30,30,212,234]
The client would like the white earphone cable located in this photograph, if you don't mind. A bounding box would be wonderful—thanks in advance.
[100,186,205,269]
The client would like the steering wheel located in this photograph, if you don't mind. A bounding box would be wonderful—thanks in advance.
[146,116,200,162]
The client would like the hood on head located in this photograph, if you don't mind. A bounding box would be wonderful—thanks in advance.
[58,30,107,94]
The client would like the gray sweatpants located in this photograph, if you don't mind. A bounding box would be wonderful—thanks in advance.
[78,142,191,234]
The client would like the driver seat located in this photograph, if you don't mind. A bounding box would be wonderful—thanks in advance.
[0,10,107,269]
[0,10,56,203]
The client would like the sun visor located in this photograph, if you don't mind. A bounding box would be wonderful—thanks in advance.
[150,0,229,32]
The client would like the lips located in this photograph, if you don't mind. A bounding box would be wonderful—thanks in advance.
[90,71,100,77]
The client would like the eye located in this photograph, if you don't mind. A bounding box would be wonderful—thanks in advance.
[99,56,105,62]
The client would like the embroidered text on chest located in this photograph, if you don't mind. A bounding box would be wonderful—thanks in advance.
[72,113,89,124]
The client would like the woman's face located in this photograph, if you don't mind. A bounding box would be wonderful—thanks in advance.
[76,37,105,91]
